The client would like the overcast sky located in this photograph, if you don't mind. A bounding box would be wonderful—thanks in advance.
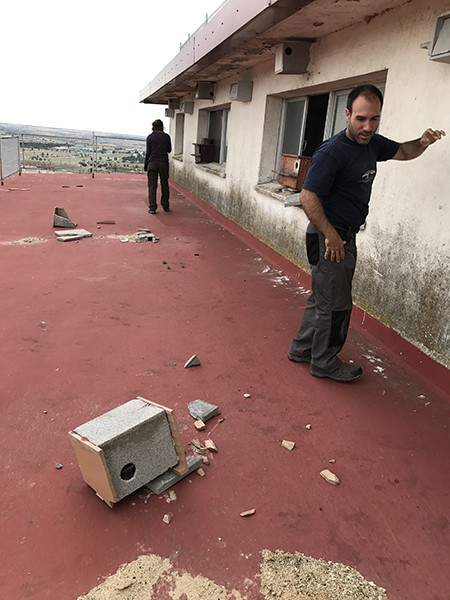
[0,0,224,136]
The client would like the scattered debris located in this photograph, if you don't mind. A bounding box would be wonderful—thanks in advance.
[121,238,129,243]
[184,355,201,368]
[218,418,225,423]
[282,440,295,451]
[243,393,251,398]
[180,263,185,268]
[204,439,218,453]
[75,184,83,188]
[53,206,77,228]
[55,228,92,242]
[162,260,167,264]
[164,490,177,503]
[162,514,172,524]
[97,220,115,224]
[55,463,63,469]
[305,424,312,430]
[202,456,210,465]
[188,399,219,422]
[320,469,340,485]
[240,509,256,517]
[138,228,151,233]
[329,459,336,464]
[136,232,156,243]
[190,439,209,455]
[194,420,206,431]
[196,468,206,477]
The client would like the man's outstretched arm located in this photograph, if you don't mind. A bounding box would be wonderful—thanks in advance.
[300,188,346,262]
[393,128,445,161]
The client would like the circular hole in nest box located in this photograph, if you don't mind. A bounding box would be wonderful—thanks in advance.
[285,46,293,56]
[120,463,136,480]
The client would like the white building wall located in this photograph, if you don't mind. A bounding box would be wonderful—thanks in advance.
[169,0,450,367]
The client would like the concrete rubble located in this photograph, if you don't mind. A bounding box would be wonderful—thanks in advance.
[184,355,201,368]
[320,469,340,485]
[282,440,295,451]
[53,206,77,228]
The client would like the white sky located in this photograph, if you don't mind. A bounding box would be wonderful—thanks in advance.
[0,0,224,136]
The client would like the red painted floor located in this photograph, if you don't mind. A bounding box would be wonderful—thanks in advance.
[1,173,449,600]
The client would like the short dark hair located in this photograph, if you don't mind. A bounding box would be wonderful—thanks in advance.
[152,119,164,131]
[347,84,383,113]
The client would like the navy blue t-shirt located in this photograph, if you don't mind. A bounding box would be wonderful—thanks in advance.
[303,130,399,228]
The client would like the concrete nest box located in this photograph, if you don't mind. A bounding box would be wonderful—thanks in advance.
[69,397,188,507]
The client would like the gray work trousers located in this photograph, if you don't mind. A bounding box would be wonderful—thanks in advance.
[289,222,357,371]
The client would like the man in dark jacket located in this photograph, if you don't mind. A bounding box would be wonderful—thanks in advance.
[144,119,172,214]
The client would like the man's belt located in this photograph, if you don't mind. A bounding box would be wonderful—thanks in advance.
[328,218,360,235]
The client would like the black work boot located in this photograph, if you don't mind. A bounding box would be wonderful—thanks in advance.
[310,363,363,382]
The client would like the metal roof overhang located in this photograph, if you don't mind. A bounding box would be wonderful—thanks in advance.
[139,0,406,104]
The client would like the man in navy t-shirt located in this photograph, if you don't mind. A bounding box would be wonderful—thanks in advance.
[145,119,172,214]
[288,84,445,382]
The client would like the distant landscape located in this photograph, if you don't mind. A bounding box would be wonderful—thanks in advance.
[0,122,147,175]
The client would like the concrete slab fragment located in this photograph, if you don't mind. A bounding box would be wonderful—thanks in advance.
[54,229,92,238]
[184,355,201,368]
[145,455,203,494]
[188,399,219,422]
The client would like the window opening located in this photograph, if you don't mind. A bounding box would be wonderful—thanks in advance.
[174,113,185,155]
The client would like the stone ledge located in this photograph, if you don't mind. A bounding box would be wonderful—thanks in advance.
[194,162,226,178]
[254,182,301,205]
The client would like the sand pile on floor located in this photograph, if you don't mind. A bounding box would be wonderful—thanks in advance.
[260,550,388,600]
[77,550,388,599]
[77,554,243,600]
[4,237,47,245]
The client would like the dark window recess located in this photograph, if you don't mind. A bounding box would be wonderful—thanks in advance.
[208,110,223,163]
[302,93,329,157]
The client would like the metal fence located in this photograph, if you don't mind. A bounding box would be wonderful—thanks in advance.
[0,136,20,184]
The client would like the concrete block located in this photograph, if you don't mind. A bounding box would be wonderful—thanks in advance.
[188,399,219,422]
[146,455,203,494]
[72,399,178,501]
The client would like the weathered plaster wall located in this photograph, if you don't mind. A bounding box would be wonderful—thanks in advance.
[169,0,450,367]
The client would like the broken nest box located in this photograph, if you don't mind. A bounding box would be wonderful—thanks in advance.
[69,397,188,507]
